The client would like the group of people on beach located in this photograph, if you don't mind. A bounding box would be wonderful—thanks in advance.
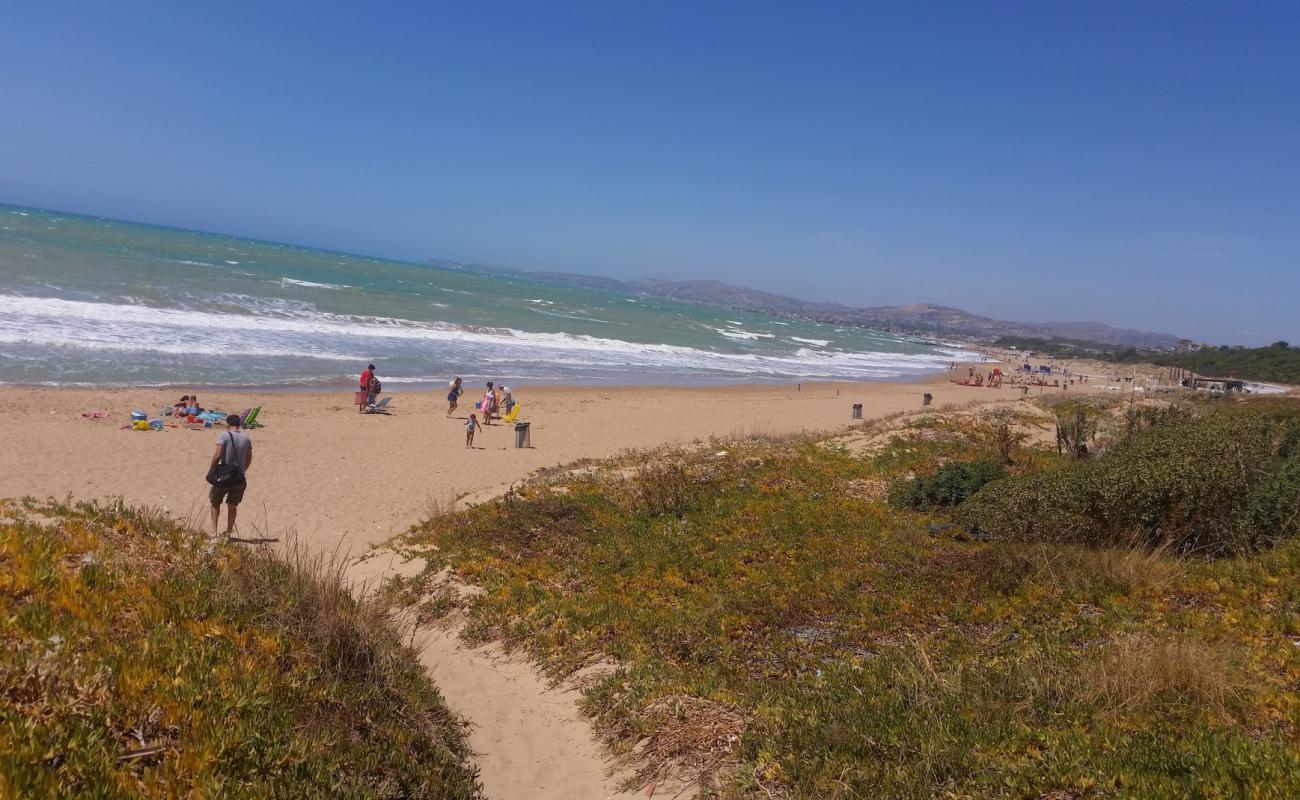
[170,395,204,418]
[359,366,517,449]
[446,376,515,448]
[203,365,524,541]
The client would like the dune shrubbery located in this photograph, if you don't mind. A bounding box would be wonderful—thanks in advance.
[0,499,481,799]
[963,405,1300,554]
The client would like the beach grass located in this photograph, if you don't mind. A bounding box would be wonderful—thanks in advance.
[0,498,481,799]
[394,398,1300,797]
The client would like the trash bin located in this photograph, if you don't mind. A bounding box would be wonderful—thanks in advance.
[922,393,933,406]
[514,421,531,448]
[851,403,863,419]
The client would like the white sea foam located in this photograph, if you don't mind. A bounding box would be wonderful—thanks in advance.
[280,278,349,290]
[224,260,241,265]
[529,307,611,324]
[0,331,360,361]
[715,327,776,341]
[0,294,964,382]
[790,336,830,347]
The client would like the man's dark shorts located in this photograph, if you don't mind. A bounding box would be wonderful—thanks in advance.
[210,480,247,507]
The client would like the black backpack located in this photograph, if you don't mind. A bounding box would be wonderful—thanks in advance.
[206,432,245,487]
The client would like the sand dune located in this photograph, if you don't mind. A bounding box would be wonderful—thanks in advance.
[2,374,1037,799]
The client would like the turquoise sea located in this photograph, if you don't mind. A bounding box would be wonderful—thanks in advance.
[0,204,963,387]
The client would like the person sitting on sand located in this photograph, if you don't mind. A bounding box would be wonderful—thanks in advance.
[171,395,191,417]
[176,395,204,420]
[466,412,478,448]
[447,377,463,416]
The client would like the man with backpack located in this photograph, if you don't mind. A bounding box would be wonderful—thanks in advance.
[207,413,253,538]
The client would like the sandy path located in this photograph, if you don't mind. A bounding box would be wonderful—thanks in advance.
[0,374,1027,799]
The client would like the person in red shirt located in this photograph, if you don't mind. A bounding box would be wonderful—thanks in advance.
[358,364,376,412]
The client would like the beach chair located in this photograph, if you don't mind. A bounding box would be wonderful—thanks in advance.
[502,403,522,424]
[241,405,263,428]
[367,397,392,414]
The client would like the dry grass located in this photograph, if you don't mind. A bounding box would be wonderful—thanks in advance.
[620,694,747,790]
[1005,541,1184,597]
[1081,634,1246,719]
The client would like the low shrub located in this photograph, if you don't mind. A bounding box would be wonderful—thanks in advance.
[962,407,1300,554]
[887,460,1006,510]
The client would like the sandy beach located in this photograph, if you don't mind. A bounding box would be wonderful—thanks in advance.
[0,374,1030,556]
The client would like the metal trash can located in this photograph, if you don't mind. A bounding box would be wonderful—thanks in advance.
[851,403,863,419]
[922,393,933,406]
[514,421,531,448]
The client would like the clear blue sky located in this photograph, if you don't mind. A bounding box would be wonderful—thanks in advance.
[2,1,1296,344]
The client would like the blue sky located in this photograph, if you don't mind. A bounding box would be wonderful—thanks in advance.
[2,1,1296,343]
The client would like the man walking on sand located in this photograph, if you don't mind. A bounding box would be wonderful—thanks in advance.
[208,413,253,538]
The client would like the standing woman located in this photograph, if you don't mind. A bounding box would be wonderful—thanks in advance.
[480,381,496,425]
[446,377,463,416]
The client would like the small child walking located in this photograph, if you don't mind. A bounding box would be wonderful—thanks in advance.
[465,413,478,449]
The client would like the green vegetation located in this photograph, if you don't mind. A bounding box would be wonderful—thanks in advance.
[965,404,1300,554]
[0,500,481,799]
[394,400,1300,798]
[1160,341,1300,385]
[998,336,1300,385]
[995,335,1150,363]
[887,459,1005,509]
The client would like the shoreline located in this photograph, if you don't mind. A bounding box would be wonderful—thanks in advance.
[0,365,975,394]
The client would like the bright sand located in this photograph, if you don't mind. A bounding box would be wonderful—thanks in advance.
[2,372,1039,799]
[0,375,1031,553]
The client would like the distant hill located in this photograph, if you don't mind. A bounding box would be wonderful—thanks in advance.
[430,261,1182,349]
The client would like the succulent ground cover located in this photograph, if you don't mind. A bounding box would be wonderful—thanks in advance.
[395,398,1300,798]
[0,499,481,799]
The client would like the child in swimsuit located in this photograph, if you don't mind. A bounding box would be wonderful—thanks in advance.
[447,377,462,416]
[465,413,478,449]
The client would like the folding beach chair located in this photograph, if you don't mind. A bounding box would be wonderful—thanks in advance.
[502,403,522,424]
[366,397,392,414]
[241,405,263,428]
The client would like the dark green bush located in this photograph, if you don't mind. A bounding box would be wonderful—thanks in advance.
[961,408,1300,555]
[888,460,1007,510]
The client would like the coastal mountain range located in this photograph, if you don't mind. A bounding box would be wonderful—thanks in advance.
[428,260,1181,349]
